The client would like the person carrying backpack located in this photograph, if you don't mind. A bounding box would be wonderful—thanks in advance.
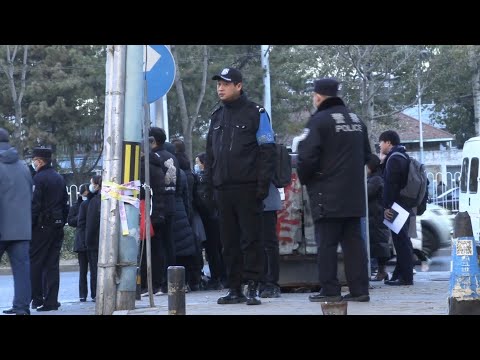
[379,130,414,286]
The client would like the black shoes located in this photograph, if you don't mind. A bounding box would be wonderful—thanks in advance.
[384,279,413,286]
[308,293,342,302]
[217,289,247,304]
[260,286,281,298]
[342,293,370,302]
[80,298,87,302]
[31,300,43,309]
[36,301,61,312]
[245,281,261,305]
[3,308,30,315]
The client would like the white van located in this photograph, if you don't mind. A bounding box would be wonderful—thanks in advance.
[459,136,480,241]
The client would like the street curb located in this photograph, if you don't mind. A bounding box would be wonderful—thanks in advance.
[0,264,79,276]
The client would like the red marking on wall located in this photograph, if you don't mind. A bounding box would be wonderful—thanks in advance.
[276,173,302,245]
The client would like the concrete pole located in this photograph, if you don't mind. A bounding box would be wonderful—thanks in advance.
[115,45,143,310]
[96,45,126,315]
[261,45,272,122]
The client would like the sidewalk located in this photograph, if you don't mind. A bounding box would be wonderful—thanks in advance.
[17,271,450,315]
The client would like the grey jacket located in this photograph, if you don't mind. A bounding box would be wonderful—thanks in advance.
[0,142,33,241]
[263,183,282,212]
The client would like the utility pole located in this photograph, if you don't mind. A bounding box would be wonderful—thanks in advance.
[115,45,144,310]
[96,45,126,315]
[417,76,424,164]
[261,45,272,122]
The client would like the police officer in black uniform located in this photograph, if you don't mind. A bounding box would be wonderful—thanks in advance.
[30,147,69,311]
[206,67,276,305]
[297,78,372,303]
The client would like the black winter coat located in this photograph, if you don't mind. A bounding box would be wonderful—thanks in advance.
[367,170,390,259]
[31,164,69,228]
[206,93,276,197]
[382,145,410,210]
[172,170,197,257]
[140,152,166,225]
[297,97,371,220]
[85,191,101,250]
[68,197,87,252]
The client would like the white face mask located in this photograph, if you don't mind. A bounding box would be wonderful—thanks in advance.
[31,162,36,171]
[89,184,96,193]
[194,164,201,173]
[81,196,88,201]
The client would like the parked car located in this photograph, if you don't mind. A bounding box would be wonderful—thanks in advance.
[412,203,453,257]
[431,187,459,212]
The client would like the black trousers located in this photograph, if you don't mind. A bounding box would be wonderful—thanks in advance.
[314,217,369,297]
[216,187,264,289]
[77,251,92,299]
[390,220,414,283]
[140,217,176,290]
[87,250,98,299]
[262,211,280,287]
[201,214,225,282]
[30,225,64,307]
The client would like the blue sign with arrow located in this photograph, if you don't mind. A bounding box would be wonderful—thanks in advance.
[144,45,176,103]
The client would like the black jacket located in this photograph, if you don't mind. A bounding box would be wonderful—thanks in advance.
[85,191,101,250]
[367,169,390,259]
[140,151,166,225]
[151,145,180,217]
[297,97,371,220]
[32,164,69,228]
[68,196,87,252]
[206,93,276,198]
[382,145,410,210]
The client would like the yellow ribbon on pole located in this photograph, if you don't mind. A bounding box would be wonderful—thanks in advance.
[102,180,140,235]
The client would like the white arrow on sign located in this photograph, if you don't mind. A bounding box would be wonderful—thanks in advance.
[143,45,161,72]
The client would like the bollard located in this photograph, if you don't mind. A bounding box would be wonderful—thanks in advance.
[448,212,480,315]
[321,301,348,315]
[168,266,186,315]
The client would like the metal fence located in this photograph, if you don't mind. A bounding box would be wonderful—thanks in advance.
[427,171,460,212]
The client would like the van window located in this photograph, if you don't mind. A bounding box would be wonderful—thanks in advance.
[470,157,479,194]
[461,157,469,193]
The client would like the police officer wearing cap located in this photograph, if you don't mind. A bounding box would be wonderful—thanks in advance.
[30,146,69,311]
[206,67,276,305]
[297,78,372,303]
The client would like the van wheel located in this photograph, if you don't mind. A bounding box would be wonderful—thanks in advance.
[422,227,439,258]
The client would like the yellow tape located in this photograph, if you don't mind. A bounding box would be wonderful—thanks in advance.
[102,180,141,235]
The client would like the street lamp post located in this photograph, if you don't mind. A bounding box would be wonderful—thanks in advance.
[417,49,429,165]
[417,76,424,164]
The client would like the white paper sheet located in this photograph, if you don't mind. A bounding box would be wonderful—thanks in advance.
[383,202,410,234]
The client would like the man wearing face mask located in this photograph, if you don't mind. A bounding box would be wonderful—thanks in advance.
[67,183,92,302]
[85,175,102,301]
[30,147,69,311]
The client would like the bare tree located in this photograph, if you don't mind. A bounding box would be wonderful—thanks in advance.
[0,45,29,155]
[468,46,480,135]
[170,45,209,161]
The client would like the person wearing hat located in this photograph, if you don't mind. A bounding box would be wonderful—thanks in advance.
[206,67,276,305]
[30,146,69,311]
[0,128,33,315]
[297,78,372,303]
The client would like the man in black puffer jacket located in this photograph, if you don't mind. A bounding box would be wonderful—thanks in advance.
[297,78,372,303]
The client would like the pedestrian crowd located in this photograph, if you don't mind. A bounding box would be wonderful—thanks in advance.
[0,67,422,314]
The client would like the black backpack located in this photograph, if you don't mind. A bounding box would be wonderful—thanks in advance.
[272,143,292,188]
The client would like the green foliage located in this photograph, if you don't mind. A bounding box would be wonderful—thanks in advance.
[62,226,76,259]
[0,45,106,183]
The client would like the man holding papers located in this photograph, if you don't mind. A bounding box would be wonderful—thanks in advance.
[379,130,414,286]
